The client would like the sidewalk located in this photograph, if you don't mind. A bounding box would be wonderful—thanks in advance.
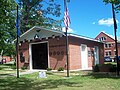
[12,70,39,76]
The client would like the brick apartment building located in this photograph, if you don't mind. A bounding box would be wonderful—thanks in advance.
[95,31,120,61]
[17,26,104,70]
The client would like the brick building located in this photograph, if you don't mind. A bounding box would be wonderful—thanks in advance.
[17,26,104,70]
[95,31,120,61]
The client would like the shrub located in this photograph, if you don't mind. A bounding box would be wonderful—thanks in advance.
[94,64,117,72]
[21,66,27,70]
[93,64,100,72]
[109,65,116,72]
[58,67,64,71]
[47,68,52,71]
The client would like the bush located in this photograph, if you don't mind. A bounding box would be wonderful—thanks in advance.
[58,67,64,71]
[47,68,52,71]
[109,65,116,72]
[93,64,99,72]
[93,64,117,72]
[21,66,27,70]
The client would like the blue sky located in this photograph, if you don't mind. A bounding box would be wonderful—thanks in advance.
[60,0,120,38]
[16,0,120,39]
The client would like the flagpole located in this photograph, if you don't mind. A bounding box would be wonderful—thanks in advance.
[112,4,119,76]
[64,0,69,77]
[66,27,69,77]
[16,5,19,78]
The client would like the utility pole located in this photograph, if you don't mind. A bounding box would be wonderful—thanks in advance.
[112,4,119,76]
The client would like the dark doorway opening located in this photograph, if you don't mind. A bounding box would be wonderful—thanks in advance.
[32,42,48,69]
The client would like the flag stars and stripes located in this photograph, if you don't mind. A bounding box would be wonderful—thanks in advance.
[64,2,70,29]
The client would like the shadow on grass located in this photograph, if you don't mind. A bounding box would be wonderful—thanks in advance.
[34,78,82,90]
[0,74,15,77]
[0,76,82,90]
[81,72,120,79]
[0,77,33,90]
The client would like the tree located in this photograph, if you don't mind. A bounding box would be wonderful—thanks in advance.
[17,0,62,33]
[0,0,16,57]
[0,0,69,56]
[103,0,120,12]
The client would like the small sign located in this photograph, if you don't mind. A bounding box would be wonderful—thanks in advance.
[39,71,47,78]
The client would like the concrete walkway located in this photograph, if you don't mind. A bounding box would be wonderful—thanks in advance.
[12,70,39,76]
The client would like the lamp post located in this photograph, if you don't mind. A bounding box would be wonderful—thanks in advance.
[16,5,19,78]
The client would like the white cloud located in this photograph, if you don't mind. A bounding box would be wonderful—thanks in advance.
[62,27,74,33]
[98,18,119,26]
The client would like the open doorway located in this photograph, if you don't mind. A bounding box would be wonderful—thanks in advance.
[32,42,48,69]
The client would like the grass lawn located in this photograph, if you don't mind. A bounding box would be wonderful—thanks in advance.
[104,62,117,65]
[0,62,26,77]
[0,70,120,90]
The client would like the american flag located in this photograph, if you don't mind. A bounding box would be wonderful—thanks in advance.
[64,0,70,29]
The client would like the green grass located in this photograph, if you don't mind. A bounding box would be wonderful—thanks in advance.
[1,63,120,90]
[104,62,117,65]
[0,71,120,90]
[0,62,26,77]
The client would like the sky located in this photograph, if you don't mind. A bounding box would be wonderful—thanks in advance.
[59,0,120,38]
[16,0,120,39]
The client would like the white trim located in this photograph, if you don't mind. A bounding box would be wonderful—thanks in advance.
[29,44,32,70]
[69,34,101,43]
[105,42,115,44]
[29,41,49,70]
[22,26,64,40]
[105,50,112,51]
[13,26,65,42]
[94,46,99,65]
[47,42,50,68]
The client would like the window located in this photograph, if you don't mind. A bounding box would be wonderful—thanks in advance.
[114,51,116,56]
[108,44,111,48]
[108,51,111,56]
[99,37,106,41]
[105,52,108,56]
[105,51,111,56]
[104,43,112,48]
[88,51,91,57]
[105,44,107,48]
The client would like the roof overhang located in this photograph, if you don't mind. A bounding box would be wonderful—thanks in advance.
[13,26,102,43]
[14,26,65,42]
[68,33,102,43]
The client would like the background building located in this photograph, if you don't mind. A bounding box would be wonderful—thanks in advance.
[95,31,120,62]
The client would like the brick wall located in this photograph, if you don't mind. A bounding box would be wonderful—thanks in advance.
[18,36,104,70]
[19,41,29,68]
[48,36,67,70]
[69,36,104,70]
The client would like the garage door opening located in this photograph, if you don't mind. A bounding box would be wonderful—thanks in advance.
[32,42,48,69]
